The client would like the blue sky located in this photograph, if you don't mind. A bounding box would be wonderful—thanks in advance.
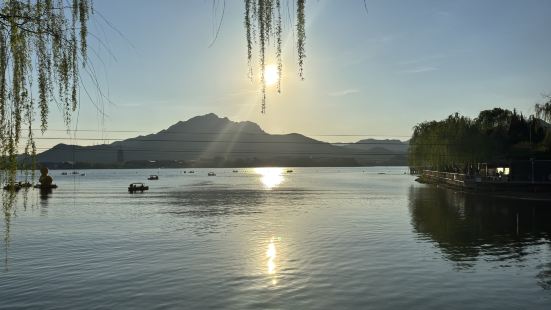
[41,0,551,147]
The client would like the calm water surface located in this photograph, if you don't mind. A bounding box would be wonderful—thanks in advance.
[1,167,551,309]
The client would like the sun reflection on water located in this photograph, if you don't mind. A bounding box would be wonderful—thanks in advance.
[267,237,277,274]
[266,237,278,285]
[255,167,285,189]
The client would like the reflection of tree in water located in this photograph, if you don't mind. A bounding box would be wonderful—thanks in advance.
[2,191,16,271]
[2,189,48,270]
[408,186,551,270]
[537,262,551,290]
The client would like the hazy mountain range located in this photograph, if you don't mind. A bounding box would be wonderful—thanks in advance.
[334,138,409,154]
[37,113,409,167]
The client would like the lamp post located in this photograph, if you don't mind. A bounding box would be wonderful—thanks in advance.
[529,115,533,153]
[530,157,535,184]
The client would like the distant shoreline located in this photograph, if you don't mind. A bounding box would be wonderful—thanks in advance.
[35,164,409,170]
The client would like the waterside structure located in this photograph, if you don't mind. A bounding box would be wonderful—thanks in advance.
[416,160,551,193]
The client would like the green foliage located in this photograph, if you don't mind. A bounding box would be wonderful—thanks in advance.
[535,96,551,123]
[0,0,92,189]
[409,108,550,171]
[244,0,306,113]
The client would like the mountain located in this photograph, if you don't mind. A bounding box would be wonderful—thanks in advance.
[338,139,409,154]
[332,139,409,166]
[37,113,409,167]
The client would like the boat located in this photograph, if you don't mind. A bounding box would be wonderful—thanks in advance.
[208,172,216,176]
[128,183,149,192]
[33,184,58,189]
[286,169,294,173]
[189,171,195,174]
[61,172,68,176]
[80,173,86,176]
[71,171,79,175]
[3,181,33,191]
[147,175,159,180]
[232,170,238,173]
[20,182,33,188]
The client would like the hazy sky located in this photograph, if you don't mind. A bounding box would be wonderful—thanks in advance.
[40,0,551,148]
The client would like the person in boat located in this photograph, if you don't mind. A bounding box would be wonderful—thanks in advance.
[38,166,54,187]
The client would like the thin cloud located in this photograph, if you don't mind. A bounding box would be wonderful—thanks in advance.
[328,89,360,97]
[398,54,448,66]
[400,66,438,74]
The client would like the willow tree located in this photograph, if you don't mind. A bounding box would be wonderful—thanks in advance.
[0,0,92,186]
[409,108,551,172]
[535,96,551,123]
[535,96,551,148]
[244,0,306,113]
[409,113,496,171]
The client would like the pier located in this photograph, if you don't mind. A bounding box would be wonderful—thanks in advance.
[418,170,551,193]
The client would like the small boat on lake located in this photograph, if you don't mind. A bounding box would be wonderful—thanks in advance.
[208,172,216,176]
[232,170,238,173]
[61,172,68,176]
[3,181,33,191]
[286,169,294,173]
[189,171,195,174]
[147,175,159,180]
[71,171,79,175]
[33,184,58,190]
[128,183,149,192]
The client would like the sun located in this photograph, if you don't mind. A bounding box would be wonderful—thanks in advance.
[264,64,279,86]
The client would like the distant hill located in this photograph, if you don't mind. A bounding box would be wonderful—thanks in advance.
[37,113,409,167]
[336,139,409,153]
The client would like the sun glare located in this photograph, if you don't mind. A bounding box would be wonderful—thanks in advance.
[264,64,279,86]
[255,167,284,189]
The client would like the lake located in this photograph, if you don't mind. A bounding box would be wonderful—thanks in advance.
[1,167,551,309]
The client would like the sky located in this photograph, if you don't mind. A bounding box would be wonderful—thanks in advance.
[39,0,551,149]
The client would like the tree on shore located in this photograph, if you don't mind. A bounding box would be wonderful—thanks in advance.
[535,95,551,123]
[409,108,550,172]
[0,0,92,185]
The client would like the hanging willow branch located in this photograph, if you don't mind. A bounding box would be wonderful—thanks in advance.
[244,0,306,113]
[0,0,92,188]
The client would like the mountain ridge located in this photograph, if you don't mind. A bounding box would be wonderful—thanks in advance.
[37,113,409,167]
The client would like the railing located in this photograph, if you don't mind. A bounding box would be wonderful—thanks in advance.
[422,170,468,182]
[422,170,510,183]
